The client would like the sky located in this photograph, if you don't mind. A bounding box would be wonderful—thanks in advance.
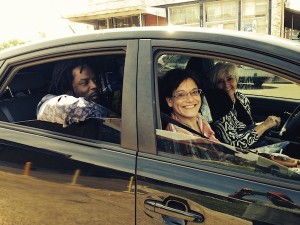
[288,0,300,10]
[0,0,90,43]
[1,0,300,43]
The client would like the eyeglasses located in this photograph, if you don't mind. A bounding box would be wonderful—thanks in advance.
[172,88,202,100]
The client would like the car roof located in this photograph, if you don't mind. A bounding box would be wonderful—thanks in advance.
[1,26,300,64]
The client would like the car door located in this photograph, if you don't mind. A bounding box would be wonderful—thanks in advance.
[135,38,300,225]
[0,37,139,224]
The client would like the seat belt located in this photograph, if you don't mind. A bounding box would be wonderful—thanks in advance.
[0,105,15,122]
[160,112,207,139]
[160,113,251,155]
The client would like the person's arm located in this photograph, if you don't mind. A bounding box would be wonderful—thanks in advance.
[236,92,281,131]
[254,115,281,137]
[37,94,108,127]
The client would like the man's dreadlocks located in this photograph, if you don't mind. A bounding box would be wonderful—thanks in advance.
[48,58,95,95]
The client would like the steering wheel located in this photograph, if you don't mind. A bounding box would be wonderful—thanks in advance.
[279,104,300,138]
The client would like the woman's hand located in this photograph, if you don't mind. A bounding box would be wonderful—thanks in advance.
[263,116,281,129]
[254,115,281,137]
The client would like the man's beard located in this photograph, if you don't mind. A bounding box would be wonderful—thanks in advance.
[88,90,101,103]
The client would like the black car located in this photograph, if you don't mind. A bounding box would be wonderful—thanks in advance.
[0,27,299,225]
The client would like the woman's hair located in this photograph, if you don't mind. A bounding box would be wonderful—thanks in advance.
[159,68,200,115]
[161,68,200,98]
[210,62,238,87]
[48,58,95,95]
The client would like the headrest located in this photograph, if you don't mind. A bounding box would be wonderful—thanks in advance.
[99,71,123,93]
[205,89,233,121]
[186,57,214,78]
[9,72,47,93]
[186,57,215,91]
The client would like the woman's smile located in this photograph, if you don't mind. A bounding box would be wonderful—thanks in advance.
[183,104,197,109]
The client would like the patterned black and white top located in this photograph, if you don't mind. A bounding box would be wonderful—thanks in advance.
[235,91,254,126]
[211,107,259,149]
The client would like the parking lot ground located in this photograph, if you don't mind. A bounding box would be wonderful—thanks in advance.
[0,170,136,225]
[0,166,251,225]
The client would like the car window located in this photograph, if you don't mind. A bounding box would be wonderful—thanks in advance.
[0,54,125,144]
[156,52,300,183]
[225,62,300,100]
[157,54,300,100]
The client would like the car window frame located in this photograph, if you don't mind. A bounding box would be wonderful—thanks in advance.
[134,38,300,189]
[149,39,300,138]
[0,39,139,153]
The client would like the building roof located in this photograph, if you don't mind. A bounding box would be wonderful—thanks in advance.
[64,6,166,24]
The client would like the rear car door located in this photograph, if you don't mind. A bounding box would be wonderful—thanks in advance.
[135,37,300,225]
[0,37,139,224]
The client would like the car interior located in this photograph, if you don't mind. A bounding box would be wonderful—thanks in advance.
[0,68,50,122]
[0,52,299,164]
[156,53,300,170]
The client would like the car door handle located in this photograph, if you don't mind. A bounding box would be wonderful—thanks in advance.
[144,199,204,223]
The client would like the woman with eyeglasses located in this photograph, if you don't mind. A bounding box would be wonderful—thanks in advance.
[160,68,218,142]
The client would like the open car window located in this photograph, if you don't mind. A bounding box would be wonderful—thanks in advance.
[0,53,125,145]
[157,54,300,100]
[156,52,300,184]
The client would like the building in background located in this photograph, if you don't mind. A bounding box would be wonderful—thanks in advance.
[64,0,299,41]
[285,0,300,40]
[64,0,167,29]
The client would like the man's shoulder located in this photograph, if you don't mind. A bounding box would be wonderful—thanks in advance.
[37,94,56,110]
[40,94,87,105]
[37,94,82,112]
[40,94,57,103]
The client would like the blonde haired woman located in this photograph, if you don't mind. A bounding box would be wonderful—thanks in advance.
[207,62,281,149]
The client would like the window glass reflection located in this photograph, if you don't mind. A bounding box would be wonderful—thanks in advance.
[156,129,300,181]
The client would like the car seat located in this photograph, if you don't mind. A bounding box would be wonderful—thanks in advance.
[185,57,215,91]
[0,72,48,122]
